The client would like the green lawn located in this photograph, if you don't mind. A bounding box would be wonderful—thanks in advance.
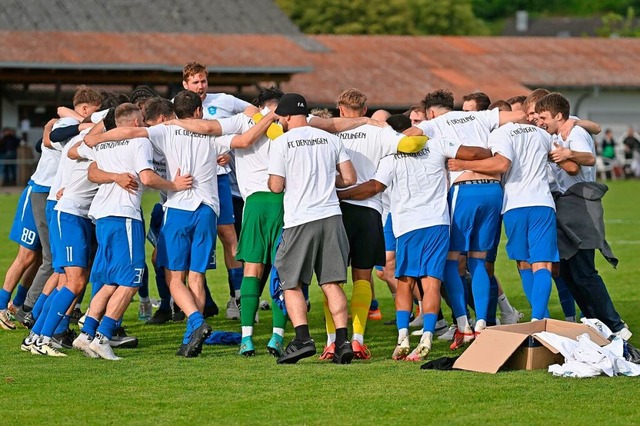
[1,181,640,425]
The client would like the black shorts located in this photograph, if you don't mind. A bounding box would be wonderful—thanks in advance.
[340,202,385,270]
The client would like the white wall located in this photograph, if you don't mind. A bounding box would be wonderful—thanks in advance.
[1,97,19,129]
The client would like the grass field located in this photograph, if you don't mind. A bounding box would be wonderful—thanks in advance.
[1,181,639,425]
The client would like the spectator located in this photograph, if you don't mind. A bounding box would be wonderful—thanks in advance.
[600,128,616,160]
[623,126,640,177]
[1,127,21,186]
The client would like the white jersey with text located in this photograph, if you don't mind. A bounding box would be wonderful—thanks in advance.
[488,123,555,214]
[374,136,461,237]
[268,126,350,229]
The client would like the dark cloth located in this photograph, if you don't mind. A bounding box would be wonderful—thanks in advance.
[49,124,80,143]
[554,182,617,267]
[421,356,460,370]
[623,135,640,160]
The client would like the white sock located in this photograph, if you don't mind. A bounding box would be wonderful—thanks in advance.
[352,333,364,345]
[327,332,336,345]
[421,331,433,344]
[41,336,51,345]
[241,326,253,338]
[75,303,82,309]
[498,294,514,315]
[475,319,487,332]
[456,315,469,331]
[140,296,150,303]
[565,316,576,323]
[234,290,241,299]
[272,327,284,337]
[398,328,409,342]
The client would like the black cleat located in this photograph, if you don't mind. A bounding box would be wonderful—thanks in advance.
[332,340,354,365]
[172,306,186,322]
[146,309,172,325]
[203,301,218,318]
[15,308,35,329]
[70,307,83,324]
[52,328,77,350]
[177,322,212,358]
[110,326,139,348]
[276,339,316,364]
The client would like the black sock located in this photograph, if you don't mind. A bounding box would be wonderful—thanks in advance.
[22,304,33,313]
[336,328,348,347]
[294,324,311,342]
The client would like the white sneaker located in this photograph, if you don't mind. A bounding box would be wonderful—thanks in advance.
[259,300,270,310]
[89,333,121,361]
[408,314,424,329]
[31,339,67,357]
[392,335,410,360]
[78,313,87,329]
[73,332,99,358]
[614,327,633,341]
[226,297,240,320]
[438,325,457,341]
[20,332,37,352]
[500,308,524,325]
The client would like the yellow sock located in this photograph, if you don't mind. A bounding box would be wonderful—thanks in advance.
[351,279,373,337]
[323,293,336,335]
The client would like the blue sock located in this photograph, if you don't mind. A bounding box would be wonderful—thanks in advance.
[155,266,171,311]
[32,289,58,334]
[54,315,70,335]
[32,293,49,320]
[12,284,28,307]
[138,265,149,299]
[443,260,467,318]
[519,269,534,306]
[228,267,243,295]
[96,316,119,340]
[396,310,411,331]
[554,276,576,318]
[0,288,11,310]
[82,316,100,338]
[183,312,205,344]
[115,318,122,329]
[468,258,490,322]
[40,287,76,338]
[532,269,552,320]
[369,298,379,310]
[487,276,499,325]
[422,313,438,335]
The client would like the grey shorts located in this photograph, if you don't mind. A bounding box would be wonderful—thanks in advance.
[274,215,349,290]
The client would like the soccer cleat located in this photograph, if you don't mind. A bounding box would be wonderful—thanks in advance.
[351,340,371,360]
[500,308,524,325]
[90,333,121,360]
[31,339,67,357]
[0,309,16,330]
[319,342,335,360]
[368,308,382,321]
[110,326,139,349]
[406,335,432,362]
[52,328,77,350]
[438,325,457,341]
[146,309,172,325]
[70,307,84,324]
[392,336,410,360]
[138,300,152,322]
[277,339,316,364]
[72,332,99,358]
[226,297,240,320]
[450,327,475,350]
[172,306,186,322]
[78,313,86,328]
[177,322,212,358]
[20,332,37,352]
[7,301,17,316]
[259,300,271,310]
[333,340,354,364]
[267,334,284,357]
[239,336,256,356]
[203,301,219,318]
[15,308,34,329]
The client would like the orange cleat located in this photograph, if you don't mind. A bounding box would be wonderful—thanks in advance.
[450,328,475,350]
[352,340,371,360]
[368,308,382,321]
[319,342,335,360]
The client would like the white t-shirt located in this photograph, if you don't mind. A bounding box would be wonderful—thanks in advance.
[548,126,596,194]
[53,132,99,218]
[374,136,461,237]
[77,138,154,222]
[146,124,232,215]
[219,113,271,200]
[31,117,77,187]
[416,109,500,183]
[47,133,83,202]
[202,93,250,176]
[336,124,405,214]
[268,126,350,229]
[488,123,555,214]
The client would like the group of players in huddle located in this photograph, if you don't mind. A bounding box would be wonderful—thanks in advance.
[0,61,631,365]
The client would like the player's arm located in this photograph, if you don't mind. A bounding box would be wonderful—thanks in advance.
[556,159,580,176]
[57,106,83,122]
[559,119,602,140]
[42,118,57,148]
[268,175,285,194]
[455,146,492,161]
[83,127,149,147]
[403,126,425,137]
[309,116,384,133]
[68,120,107,159]
[337,179,386,201]
[87,162,139,193]
[230,111,277,149]
[335,160,357,188]
[163,118,223,135]
[139,168,193,192]
[498,110,526,126]
[448,153,511,174]
[548,141,595,166]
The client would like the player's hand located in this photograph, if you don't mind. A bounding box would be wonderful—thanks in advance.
[559,118,577,141]
[44,118,57,130]
[217,153,231,166]
[115,172,139,193]
[173,168,193,191]
[56,188,64,200]
[83,134,98,147]
[549,142,572,163]
[447,159,465,171]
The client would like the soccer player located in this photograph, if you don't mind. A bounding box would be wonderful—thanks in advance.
[268,93,356,365]
[462,92,491,112]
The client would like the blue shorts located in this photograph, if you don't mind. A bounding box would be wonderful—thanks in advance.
[90,217,146,287]
[157,204,218,273]
[395,225,449,281]
[448,182,503,252]
[485,217,503,263]
[146,202,164,247]
[503,206,559,264]
[52,211,95,273]
[9,184,41,250]
[217,174,235,226]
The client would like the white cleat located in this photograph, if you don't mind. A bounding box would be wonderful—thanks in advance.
[437,325,457,341]
[20,332,37,352]
[500,308,524,325]
[31,340,67,357]
[73,332,99,358]
[406,334,433,362]
[392,336,410,360]
[0,309,16,330]
[89,333,122,361]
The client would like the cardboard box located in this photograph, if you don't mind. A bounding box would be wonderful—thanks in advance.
[453,319,610,374]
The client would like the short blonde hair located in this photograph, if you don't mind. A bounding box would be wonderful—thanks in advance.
[183,62,208,82]
[336,88,367,111]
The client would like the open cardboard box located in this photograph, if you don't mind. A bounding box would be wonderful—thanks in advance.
[453,319,610,374]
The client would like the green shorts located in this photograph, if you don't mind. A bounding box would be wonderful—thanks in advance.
[236,191,285,265]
